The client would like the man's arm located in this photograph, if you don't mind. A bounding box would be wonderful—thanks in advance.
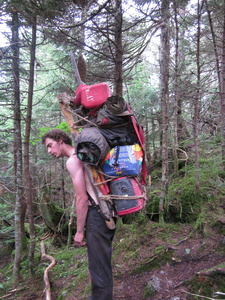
[66,155,89,247]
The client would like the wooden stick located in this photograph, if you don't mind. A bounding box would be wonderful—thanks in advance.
[41,240,56,300]
[0,289,25,299]
[181,289,225,300]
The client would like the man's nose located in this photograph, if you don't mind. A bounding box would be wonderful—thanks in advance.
[48,148,52,154]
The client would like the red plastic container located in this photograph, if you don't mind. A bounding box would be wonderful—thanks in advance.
[74,83,110,109]
[109,177,145,216]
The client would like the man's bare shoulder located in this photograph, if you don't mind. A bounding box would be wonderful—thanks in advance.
[66,154,82,170]
[67,153,79,164]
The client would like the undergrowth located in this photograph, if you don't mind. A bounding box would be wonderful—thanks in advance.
[2,148,225,299]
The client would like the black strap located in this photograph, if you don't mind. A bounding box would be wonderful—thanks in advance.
[87,193,110,221]
[112,146,120,167]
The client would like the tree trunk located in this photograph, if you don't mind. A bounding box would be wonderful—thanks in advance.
[152,112,157,160]
[173,1,179,174]
[77,2,87,83]
[61,158,67,209]
[159,0,170,223]
[12,9,26,284]
[67,195,76,248]
[24,16,37,275]
[145,116,151,163]
[206,1,222,131]
[113,0,123,95]
[221,1,225,169]
[173,1,188,173]
[193,0,202,191]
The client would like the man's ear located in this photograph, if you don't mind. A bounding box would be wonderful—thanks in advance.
[58,138,63,144]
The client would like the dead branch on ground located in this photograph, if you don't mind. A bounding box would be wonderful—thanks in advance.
[40,237,57,300]
[0,288,25,299]
[181,289,225,299]
[197,264,225,276]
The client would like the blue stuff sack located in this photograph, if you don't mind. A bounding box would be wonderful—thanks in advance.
[101,144,143,177]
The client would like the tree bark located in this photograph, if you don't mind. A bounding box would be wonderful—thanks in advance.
[67,195,76,248]
[173,1,179,174]
[159,0,170,223]
[219,0,225,170]
[145,116,151,163]
[173,1,189,174]
[12,8,26,284]
[24,16,37,275]
[114,0,123,95]
[193,0,202,191]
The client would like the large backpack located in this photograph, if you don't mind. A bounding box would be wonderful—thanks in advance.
[74,94,147,216]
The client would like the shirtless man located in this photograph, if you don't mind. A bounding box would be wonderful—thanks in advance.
[42,129,116,300]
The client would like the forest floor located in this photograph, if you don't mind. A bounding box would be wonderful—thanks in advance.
[1,220,225,300]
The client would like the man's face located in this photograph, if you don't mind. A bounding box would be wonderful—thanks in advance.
[45,138,63,158]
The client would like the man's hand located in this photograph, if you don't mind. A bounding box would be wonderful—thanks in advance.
[74,231,86,247]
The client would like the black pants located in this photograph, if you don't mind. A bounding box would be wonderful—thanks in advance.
[86,206,116,300]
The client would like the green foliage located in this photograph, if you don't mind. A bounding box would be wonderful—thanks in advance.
[52,248,89,299]
[143,282,155,298]
[113,222,177,278]
[0,204,14,226]
[131,245,173,274]
[165,178,203,223]
[1,1,225,298]
[53,248,88,279]
[146,189,160,220]
[162,156,225,223]
[187,275,214,299]
[122,210,148,226]
[0,204,15,257]
[194,211,206,232]
[150,169,161,182]
[30,127,52,145]
[30,121,70,145]
[39,189,67,238]
[56,121,70,132]
[187,274,225,299]
[209,134,222,146]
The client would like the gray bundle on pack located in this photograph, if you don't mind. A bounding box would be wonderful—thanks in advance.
[105,95,128,115]
[96,95,138,147]
[74,127,110,166]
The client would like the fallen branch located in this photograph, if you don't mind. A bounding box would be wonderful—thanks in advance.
[41,239,57,300]
[197,264,225,276]
[181,289,225,300]
[0,288,25,299]
[215,292,225,296]
[173,229,194,247]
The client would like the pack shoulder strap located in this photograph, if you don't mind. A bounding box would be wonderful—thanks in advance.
[87,192,110,221]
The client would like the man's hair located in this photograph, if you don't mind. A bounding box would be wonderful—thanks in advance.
[42,129,72,145]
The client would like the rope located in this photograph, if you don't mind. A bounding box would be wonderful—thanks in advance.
[100,194,146,201]
[65,107,98,127]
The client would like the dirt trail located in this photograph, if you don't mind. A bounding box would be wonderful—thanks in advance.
[1,223,225,300]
